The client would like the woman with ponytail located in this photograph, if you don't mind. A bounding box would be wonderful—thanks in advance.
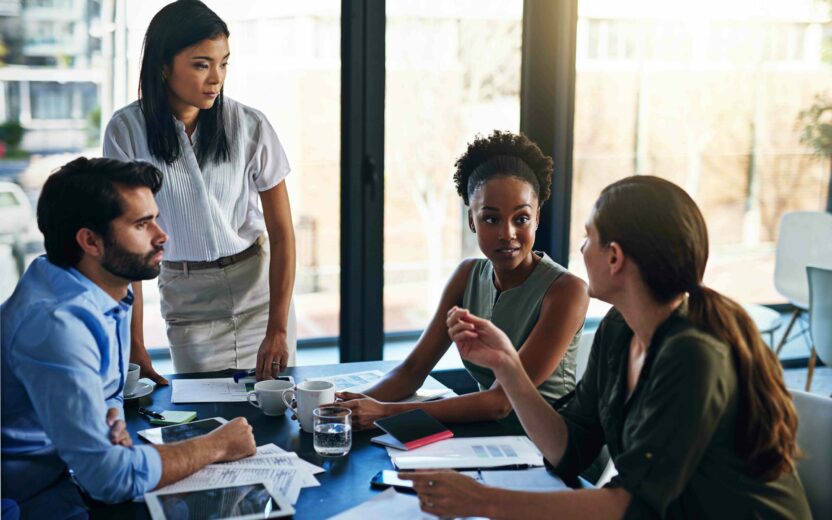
[402,176,809,519]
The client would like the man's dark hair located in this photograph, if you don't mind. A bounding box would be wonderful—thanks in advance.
[37,157,163,268]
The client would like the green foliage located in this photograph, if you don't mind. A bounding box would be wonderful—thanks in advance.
[87,106,101,146]
[798,94,832,157]
[0,120,25,149]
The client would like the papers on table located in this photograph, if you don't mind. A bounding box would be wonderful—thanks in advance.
[171,378,251,403]
[151,444,321,504]
[387,436,544,470]
[308,370,456,403]
[329,488,482,520]
[461,468,568,492]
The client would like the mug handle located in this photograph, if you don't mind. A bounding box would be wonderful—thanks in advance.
[282,388,296,410]
[247,391,262,410]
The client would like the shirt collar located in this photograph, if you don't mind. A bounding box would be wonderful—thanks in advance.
[66,267,134,316]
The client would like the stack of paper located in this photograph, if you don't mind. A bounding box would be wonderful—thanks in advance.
[153,443,323,504]
[171,378,251,403]
[387,436,544,470]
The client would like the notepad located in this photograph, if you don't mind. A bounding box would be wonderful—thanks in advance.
[371,409,453,450]
[149,410,197,426]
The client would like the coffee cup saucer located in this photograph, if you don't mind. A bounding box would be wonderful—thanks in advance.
[124,381,155,400]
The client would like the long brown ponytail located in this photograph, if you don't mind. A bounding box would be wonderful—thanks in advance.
[593,175,799,481]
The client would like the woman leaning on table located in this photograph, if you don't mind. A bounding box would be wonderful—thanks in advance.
[336,130,588,429]
[104,0,296,381]
[403,176,810,519]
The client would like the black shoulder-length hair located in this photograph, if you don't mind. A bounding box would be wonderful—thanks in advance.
[139,0,230,165]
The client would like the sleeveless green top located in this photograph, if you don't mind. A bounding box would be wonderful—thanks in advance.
[461,253,580,410]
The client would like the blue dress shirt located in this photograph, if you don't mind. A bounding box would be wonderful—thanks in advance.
[1,256,162,513]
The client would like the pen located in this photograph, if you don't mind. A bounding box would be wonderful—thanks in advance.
[232,370,291,383]
[232,369,256,383]
[138,408,165,420]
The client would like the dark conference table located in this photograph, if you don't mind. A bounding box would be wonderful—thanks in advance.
[111,360,528,519]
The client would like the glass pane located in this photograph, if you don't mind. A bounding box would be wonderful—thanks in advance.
[572,0,832,320]
[383,0,523,362]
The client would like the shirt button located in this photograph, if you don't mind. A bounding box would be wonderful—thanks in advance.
[645,452,653,460]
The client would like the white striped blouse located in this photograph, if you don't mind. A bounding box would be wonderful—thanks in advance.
[103,97,290,262]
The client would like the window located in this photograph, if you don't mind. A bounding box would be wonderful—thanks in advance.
[573,0,832,320]
[383,0,523,362]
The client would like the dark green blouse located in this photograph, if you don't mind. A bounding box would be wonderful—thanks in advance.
[551,308,810,519]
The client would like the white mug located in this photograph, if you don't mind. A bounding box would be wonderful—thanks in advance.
[247,379,294,416]
[124,363,140,396]
[282,380,336,433]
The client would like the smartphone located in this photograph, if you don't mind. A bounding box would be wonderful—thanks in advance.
[370,470,416,493]
[138,417,228,444]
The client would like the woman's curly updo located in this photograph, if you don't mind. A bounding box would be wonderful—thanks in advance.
[453,130,553,206]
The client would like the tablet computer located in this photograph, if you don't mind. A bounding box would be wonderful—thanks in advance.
[138,417,228,444]
[145,481,294,519]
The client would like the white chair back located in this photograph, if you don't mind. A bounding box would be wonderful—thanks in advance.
[807,265,832,364]
[790,389,832,520]
[774,211,832,309]
[575,330,595,382]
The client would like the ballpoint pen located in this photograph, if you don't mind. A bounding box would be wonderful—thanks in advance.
[138,407,165,420]
[232,369,291,383]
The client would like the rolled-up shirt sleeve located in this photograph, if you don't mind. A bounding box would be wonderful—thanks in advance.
[246,111,290,192]
[102,115,135,161]
[9,305,162,503]
[548,325,606,481]
[605,334,732,519]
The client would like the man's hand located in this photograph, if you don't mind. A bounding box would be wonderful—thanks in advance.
[208,417,257,462]
[131,342,168,385]
[256,333,289,381]
[106,407,132,447]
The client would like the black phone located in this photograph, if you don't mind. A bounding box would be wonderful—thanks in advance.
[370,470,416,493]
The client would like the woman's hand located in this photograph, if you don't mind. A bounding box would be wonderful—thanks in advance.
[256,332,289,381]
[446,306,519,371]
[131,342,168,386]
[400,470,493,518]
[333,391,390,431]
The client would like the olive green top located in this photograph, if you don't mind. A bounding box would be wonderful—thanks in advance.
[461,253,581,419]
[551,307,811,519]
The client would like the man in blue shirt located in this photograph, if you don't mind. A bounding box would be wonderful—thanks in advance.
[1,157,257,517]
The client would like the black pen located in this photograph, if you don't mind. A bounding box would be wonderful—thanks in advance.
[138,408,164,420]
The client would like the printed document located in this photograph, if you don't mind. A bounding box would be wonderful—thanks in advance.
[329,488,489,520]
[171,378,250,403]
[155,466,305,504]
[388,436,544,470]
[154,444,322,504]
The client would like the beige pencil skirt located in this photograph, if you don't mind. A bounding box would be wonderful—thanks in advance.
[158,239,297,373]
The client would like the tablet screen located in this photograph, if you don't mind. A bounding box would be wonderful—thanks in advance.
[156,483,279,519]
[161,419,224,443]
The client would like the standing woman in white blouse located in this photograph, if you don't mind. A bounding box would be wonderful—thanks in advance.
[104,0,296,381]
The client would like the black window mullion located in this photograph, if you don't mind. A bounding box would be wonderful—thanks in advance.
[340,0,385,362]
[521,0,578,267]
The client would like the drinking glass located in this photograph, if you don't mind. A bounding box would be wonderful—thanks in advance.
[313,406,352,457]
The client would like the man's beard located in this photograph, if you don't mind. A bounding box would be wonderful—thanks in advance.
[101,237,163,281]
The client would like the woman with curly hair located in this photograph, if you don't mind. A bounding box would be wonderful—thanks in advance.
[405,176,809,519]
[336,130,589,430]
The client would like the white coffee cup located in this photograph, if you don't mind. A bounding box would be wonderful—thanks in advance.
[247,379,294,416]
[124,363,140,396]
[282,380,336,433]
